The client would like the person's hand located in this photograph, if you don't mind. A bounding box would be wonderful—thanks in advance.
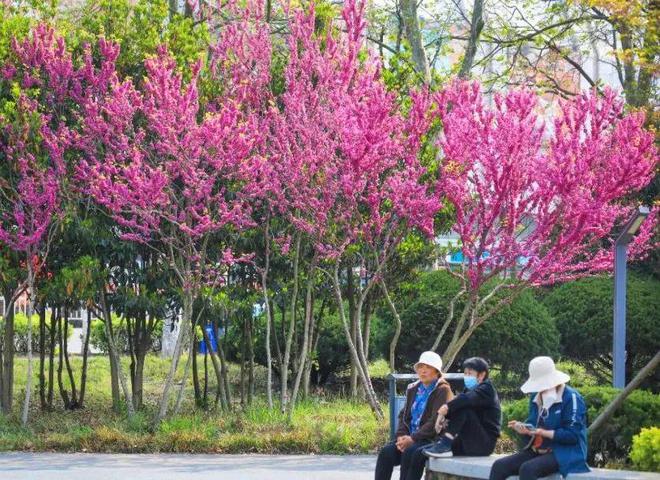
[396,435,414,452]
[534,428,553,439]
[438,404,449,417]
[509,421,533,436]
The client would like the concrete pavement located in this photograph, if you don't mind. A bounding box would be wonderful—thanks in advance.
[0,453,379,479]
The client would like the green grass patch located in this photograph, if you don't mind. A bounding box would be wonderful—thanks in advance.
[1,355,388,453]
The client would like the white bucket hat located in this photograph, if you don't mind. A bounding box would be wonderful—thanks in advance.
[414,351,443,374]
[521,356,570,393]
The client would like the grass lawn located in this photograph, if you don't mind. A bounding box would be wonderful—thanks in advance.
[1,355,387,453]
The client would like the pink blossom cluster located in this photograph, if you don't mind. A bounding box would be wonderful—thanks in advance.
[435,81,657,288]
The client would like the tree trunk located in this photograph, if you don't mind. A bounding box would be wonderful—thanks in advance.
[281,234,302,412]
[303,298,325,398]
[154,291,190,425]
[173,340,193,416]
[101,291,135,419]
[78,309,92,407]
[215,315,231,410]
[203,344,209,405]
[346,264,359,397]
[57,309,70,409]
[62,306,79,408]
[400,0,431,83]
[458,0,485,78]
[47,309,56,407]
[331,265,383,419]
[192,323,202,406]
[0,299,14,414]
[104,303,121,411]
[201,323,227,410]
[381,280,401,372]
[589,351,660,436]
[38,305,47,410]
[260,220,274,409]
[288,261,316,419]
[21,263,35,425]
[247,314,255,405]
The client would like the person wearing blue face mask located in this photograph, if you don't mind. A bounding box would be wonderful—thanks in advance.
[423,357,501,458]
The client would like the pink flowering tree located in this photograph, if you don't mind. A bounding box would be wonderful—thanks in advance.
[271,0,441,419]
[0,25,107,424]
[204,0,281,410]
[432,81,658,370]
[78,43,264,423]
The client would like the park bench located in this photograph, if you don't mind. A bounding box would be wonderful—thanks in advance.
[425,455,660,480]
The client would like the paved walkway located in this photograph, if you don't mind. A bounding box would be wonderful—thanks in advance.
[0,453,378,479]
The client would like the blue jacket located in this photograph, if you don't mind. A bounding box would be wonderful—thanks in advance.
[525,385,590,477]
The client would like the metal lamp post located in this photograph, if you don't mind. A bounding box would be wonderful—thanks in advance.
[612,206,650,388]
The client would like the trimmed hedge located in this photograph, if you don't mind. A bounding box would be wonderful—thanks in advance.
[90,316,163,354]
[502,386,660,466]
[542,273,660,387]
[1,312,72,353]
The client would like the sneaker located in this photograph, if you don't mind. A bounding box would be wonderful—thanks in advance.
[423,435,454,458]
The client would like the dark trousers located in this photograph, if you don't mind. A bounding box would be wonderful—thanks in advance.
[375,440,431,480]
[489,449,559,480]
[446,408,497,456]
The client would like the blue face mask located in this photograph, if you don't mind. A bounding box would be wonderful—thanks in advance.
[464,375,479,390]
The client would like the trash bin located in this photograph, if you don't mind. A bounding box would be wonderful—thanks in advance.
[199,324,218,354]
[387,372,464,441]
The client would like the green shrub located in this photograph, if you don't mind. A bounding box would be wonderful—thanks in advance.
[542,273,660,388]
[90,316,163,354]
[2,312,72,354]
[377,270,559,384]
[502,386,660,465]
[630,427,660,472]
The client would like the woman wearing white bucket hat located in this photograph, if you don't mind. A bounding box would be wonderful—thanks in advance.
[489,357,589,480]
[375,351,454,480]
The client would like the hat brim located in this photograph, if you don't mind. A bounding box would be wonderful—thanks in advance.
[414,362,442,374]
[521,370,570,393]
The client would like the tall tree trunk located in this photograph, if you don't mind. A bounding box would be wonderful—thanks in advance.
[154,291,190,425]
[192,323,202,406]
[281,234,302,412]
[458,0,485,78]
[38,305,47,410]
[247,313,255,405]
[0,298,15,414]
[78,309,92,408]
[173,340,193,416]
[215,315,231,410]
[288,261,316,419]
[203,344,209,406]
[260,220,274,409]
[303,300,325,398]
[400,0,431,83]
[101,291,135,419]
[57,309,70,409]
[346,264,359,397]
[105,304,120,411]
[331,265,383,419]
[21,263,35,426]
[47,308,56,407]
[201,323,227,410]
[381,280,401,372]
[62,306,79,408]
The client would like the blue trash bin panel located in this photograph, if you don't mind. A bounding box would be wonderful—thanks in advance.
[199,324,218,354]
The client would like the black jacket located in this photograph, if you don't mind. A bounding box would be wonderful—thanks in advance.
[447,379,501,439]
[395,377,454,443]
